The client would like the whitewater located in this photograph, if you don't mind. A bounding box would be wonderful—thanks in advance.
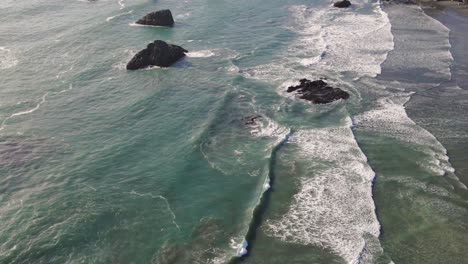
[0,0,467,263]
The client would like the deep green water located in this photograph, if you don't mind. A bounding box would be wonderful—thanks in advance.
[0,0,467,263]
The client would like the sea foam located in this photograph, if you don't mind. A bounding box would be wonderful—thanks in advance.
[242,1,394,82]
[352,3,467,189]
[186,50,215,58]
[291,1,394,77]
[0,47,18,70]
[0,92,49,132]
[246,1,396,262]
[265,118,383,263]
[106,10,133,22]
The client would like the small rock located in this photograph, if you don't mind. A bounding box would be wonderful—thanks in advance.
[334,0,352,8]
[286,79,350,104]
[127,40,188,70]
[136,9,174,27]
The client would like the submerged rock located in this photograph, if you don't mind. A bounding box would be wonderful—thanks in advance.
[333,0,352,8]
[243,115,261,126]
[287,79,350,104]
[136,9,174,27]
[127,40,188,70]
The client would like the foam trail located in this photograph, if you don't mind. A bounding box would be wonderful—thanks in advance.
[128,23,165,28]
[187,50,215,58]
[175,12,191,21]
[127,191,181,231]
[118,0,125,9]
[56,83,73,94]
[316,1,394,76]
[0,92,49,131]
[106,10,133,22]
[380,4,452,80]
[242,1,393,84]
[56,66,74,78]
[354,95,467,189]
[199,144,229,175]
[354,3,466,189]
[0,47,18,70]
[265,118,383,263]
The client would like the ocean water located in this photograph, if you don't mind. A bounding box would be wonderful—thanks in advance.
[0,0,467,263]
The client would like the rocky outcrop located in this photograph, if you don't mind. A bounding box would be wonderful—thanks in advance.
[136,9,175,27]
[287,79,350,104]
[333,0,352,8]
[127,40,188,70]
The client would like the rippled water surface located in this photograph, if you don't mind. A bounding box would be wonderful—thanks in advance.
[0,0,467,263]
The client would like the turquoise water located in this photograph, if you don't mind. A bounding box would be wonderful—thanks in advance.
[0,0,467,263]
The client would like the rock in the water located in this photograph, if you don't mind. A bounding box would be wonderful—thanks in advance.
[243,115,261,126]
[127,40,188,70]
[136,9,174,27]
[286,79,350,104]
[333,0,352,8]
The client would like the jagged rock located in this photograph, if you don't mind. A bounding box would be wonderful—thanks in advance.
[287,79,350,104]
[136,9,174,27]
[334,0,352,8]
[127,40,188,70]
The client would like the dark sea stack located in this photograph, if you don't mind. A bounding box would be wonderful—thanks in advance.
[333,0,352,8]
[136,9,175,27]
[287,79,350,104]
[126,40,188,70]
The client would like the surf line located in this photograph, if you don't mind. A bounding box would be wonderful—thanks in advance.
[229,128,292,263]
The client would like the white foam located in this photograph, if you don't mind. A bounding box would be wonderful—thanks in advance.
[286,6,327,67]
[128,23,165,28]
[56,83,73,94]
[118,0,125,9]
[0,92,49,131]
[106,10,133,22]
[0,47,18,70]
[56,66,74,79]
[187,50,215,58]
[175,12,191,20]
[223,64,240,73]
[242,63,300,82]
[249,115,289,140]
[237,240,248,257]
[112,49,136,71]
[144,65,163,70]
[353,95,467,189]
[243,1,394,83]
[263,178,271,191]
[265,117,383,263]
[299,55,321,66]
[309,2,394,76]
[381,4,452,80]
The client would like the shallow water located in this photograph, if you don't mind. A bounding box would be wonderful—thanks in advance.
[0,0,467,263]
